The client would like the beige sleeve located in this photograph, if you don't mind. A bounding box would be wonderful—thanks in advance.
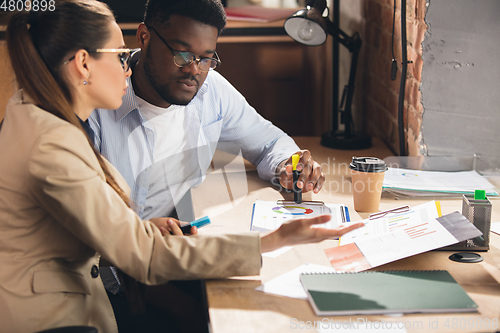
[27,125,261,284]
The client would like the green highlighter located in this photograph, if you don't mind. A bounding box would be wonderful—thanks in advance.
[474,189,486,200]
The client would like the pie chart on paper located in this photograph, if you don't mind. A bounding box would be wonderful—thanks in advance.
[272,205,314,215]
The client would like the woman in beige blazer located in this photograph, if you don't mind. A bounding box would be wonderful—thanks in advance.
[0,1,363,332]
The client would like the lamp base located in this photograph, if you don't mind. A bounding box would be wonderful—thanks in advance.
[321,131,372,150]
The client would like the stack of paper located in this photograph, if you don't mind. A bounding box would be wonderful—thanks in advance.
[383,168,499,198]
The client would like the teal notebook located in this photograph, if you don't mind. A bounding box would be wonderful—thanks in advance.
[300,270,478,316]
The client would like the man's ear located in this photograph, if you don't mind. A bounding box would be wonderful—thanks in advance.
[136,23,150,48]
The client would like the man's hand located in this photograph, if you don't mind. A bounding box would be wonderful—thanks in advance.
[149,217,198,236]
[276,150,325,194]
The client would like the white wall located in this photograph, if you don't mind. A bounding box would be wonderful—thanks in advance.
[421,0,500,157]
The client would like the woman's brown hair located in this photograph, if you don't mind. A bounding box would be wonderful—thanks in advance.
[6,0,145,313]
[6,1,130,204]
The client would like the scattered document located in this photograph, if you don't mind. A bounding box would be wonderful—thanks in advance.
[251,200,345,232]
[383,168,499,196]
[255,263,336,300]
[491,222,500,235]
[339,201,440,246]
[325,211,482,272]
[262,246,292,258]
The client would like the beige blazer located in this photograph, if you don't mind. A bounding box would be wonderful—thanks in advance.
[0,91,261,333]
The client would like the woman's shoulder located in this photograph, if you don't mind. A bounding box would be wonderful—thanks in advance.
[7,90,83,137]
[4,90,94,165]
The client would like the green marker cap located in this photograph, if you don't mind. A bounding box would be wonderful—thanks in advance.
[474,189,486,200]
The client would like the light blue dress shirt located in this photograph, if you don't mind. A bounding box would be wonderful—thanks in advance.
[89,68,299,219]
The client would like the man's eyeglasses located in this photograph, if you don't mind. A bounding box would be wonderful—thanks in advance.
[64,48,133,72]
[147,26,221,72]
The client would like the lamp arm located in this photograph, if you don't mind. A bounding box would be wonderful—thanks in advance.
[325,19,362,53]
[323,18,362,138]
[341,40,360,136]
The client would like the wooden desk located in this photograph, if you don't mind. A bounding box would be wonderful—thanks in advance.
[191,137,500,333]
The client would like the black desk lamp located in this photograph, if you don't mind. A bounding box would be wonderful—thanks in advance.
[284,0,371,150]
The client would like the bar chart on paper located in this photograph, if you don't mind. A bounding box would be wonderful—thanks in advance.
[339,201,440,245]
[405,222,436,239]
[388,214,413,231]
[328,205,482,272]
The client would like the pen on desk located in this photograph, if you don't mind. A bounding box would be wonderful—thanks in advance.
[292,154,302,204]
[344,206,350,222]
[277,200,324,205]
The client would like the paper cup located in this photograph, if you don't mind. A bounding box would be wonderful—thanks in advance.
[349,157,387,212]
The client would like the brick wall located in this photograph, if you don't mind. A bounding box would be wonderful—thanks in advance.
[360,0,427,155]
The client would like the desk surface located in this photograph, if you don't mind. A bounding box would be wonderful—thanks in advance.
[191,137,500,333]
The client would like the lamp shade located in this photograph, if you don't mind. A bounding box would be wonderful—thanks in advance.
[284,8,327,46]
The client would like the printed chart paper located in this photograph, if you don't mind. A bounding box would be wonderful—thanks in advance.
[325,210,482,272]
[251,200,345,232]
[339,201,440,246]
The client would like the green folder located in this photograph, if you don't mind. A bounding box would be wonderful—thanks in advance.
[300,270,478,316]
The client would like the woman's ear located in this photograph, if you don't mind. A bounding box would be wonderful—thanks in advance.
[73,49,92,81]
[63,49,91,86]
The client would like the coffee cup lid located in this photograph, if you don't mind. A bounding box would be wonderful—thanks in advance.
[349,157,388,173]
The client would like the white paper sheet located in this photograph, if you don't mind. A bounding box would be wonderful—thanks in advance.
[262,246,293,258]
[491,222,500,235]
[326,210,482,273]
[255,263,336,300]
[355,217,459,268]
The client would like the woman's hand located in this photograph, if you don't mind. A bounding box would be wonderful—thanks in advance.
[149,217,198,236]
[260,215,364,253]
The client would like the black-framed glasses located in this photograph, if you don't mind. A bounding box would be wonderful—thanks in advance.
[147,26,221,72]
[64,48,133,72]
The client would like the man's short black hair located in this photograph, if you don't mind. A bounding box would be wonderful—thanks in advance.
[144,0,226,35]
